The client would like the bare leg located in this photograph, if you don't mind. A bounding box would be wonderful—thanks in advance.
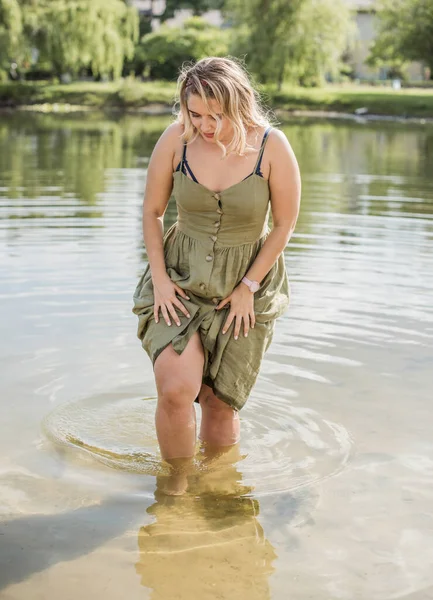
[154,331,204,459]
[153,332,205,494]
[198,384,240,447]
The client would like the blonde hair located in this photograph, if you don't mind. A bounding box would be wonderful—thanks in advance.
[175,56,272,158]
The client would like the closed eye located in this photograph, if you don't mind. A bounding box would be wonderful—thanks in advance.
[189,111,222,120]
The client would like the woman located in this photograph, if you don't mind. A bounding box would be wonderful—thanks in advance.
[133,56,301,492]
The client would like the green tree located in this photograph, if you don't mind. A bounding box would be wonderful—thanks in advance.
[289,0,355,86]
[138,16,228,80]
[20,0,139,79]
[0,0,23,79]
[367,0,433,79]
[225,0,354,87]
[225,0,302,86]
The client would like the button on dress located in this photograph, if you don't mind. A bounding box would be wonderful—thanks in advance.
[132,129,290,411]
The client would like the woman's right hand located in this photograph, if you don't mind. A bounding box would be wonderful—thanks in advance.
[153,275,191,326]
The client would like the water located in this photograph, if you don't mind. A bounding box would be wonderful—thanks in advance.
[1,111,433,599]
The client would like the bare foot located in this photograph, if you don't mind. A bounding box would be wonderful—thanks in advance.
[161,471,189,496]
[159,456,194,496]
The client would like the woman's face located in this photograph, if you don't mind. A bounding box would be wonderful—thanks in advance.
[186,93,233,144]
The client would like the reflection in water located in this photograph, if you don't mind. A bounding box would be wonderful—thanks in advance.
[0,111,166,205]
[136,445,277,600]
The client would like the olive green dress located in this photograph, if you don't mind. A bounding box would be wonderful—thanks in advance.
[132,128,290,411]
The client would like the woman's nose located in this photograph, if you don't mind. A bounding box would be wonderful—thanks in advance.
[201,117,214,130]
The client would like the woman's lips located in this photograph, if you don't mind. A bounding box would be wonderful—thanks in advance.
[203,132,214,138]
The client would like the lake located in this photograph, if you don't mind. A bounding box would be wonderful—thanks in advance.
[0,111,432,599]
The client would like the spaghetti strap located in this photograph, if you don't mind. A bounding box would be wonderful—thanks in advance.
[175,143,187,173]
[175,143,199,183]
[254,127,272,176]
[183,158,199,183]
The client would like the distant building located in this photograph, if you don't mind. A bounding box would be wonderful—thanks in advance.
[345,0,424,80]
[133,0,426,81]
[131,0,222,28]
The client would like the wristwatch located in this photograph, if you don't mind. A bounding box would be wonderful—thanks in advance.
[241,276,260,293]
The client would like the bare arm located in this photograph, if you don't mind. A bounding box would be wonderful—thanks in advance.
[142,123,179,286]
[244,128,301,283]
[142,123,190,326]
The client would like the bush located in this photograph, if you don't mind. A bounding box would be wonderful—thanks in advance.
[0,81,37,105]
[137,17,229,81]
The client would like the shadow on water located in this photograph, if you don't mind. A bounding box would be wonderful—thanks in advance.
[0,445,306,597]
[0,495,138,590]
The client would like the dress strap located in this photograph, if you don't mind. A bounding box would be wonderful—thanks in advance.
[175,142,187,173]
[180,143,187,171]
[179,143,199,183]
[254,126,272,176]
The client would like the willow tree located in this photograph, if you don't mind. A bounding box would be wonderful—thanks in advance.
[225,0,354,87]
[0,0,23,78]
[22,0,139,79]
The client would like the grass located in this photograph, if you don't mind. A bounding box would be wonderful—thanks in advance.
[0,80,177,109]
[265,83,433,118]
[1,79,433,118]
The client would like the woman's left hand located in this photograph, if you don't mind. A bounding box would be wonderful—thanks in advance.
[216,283,256,339]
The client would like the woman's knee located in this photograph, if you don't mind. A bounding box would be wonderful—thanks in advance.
[199,387,237,417]
[157,376,199,411]
[154,334,204,411]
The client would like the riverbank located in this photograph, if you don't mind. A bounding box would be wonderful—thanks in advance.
[1,80,433,119]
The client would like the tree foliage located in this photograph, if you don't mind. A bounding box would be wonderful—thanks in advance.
[368,0,433,79]
[138,17,229,80]
[225,0,354,87]
[289,0,355,86]
[4,0,139,79]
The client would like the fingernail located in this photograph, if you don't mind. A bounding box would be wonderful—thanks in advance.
[234,335,238,340]
[186,313,190,318]
[186,296,190,300]
[177,322,181,326]
[222,330,226,335]
[167,322,171,326]
[245,333,248,337]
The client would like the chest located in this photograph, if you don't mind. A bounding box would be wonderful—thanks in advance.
[173,146,270,194]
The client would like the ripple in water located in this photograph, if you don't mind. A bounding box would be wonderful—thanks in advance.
[42,391,354,496]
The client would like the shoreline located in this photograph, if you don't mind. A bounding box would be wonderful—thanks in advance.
[1,102,432,125]
[2,80,433,121]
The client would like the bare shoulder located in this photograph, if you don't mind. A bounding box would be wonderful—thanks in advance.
[267,127,297,161]
[153,121,184,155]
[267,127,300,177]
[147,121,185,177]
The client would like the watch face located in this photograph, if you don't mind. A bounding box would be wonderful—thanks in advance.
[250,281,260,293]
